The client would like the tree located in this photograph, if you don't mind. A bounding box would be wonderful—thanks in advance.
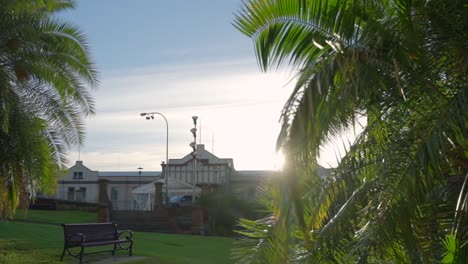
[0,0,97,218]
[233,0,467,262]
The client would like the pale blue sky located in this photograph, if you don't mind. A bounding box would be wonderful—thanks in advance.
[63,1,250,71]
[61,1,348,171]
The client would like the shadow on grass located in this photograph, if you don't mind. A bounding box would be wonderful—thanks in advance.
[0,239,146,264]
[0,239,63,264]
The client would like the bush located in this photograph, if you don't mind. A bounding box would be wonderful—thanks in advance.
[197,190,263,236]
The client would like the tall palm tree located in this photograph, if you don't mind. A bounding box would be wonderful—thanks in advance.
[233,0,467,262]
[0,0,97,218]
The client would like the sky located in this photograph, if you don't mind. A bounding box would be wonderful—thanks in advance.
[61,0,355,171]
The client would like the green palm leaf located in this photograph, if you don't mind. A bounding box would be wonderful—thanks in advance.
[0,0,97,218]
[233,0,468,262]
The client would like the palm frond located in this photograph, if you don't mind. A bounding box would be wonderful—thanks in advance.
[233,0,468,262]
[0,0,97,217]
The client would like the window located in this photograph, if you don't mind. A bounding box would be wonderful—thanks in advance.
[78,187,86,201]
[67,187,75,200]
[73,171,83,179]
[111,187,119,201]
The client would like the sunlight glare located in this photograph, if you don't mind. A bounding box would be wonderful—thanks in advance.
[273,151,285,171]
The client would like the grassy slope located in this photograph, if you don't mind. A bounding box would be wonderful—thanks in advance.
[0,210,233,264]
[0,221,64,264]
[13,209,97,224]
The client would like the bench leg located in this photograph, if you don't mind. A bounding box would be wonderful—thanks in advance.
[129,240,133,256]
[112,244,117,255]
[79,245,84,264]
[60,246,66,261]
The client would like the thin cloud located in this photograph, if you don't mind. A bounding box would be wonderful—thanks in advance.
[75,59,293,171]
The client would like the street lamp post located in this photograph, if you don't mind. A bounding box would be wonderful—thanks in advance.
[140,112,169,206]
[137,167,143,187]
[190,116,198,202]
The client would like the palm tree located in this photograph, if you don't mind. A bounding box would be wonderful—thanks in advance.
[0,0,97,218]
[233,0,467,262]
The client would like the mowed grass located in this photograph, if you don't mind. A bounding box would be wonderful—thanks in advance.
[0,221,63,264]
[133,232,233,264]
[0,210,233,264]
[13,209,97,224]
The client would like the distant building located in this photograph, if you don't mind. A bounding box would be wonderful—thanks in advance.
[163,144,233,186]
[160,144,277,200]
[55,145,330,210]
[56,161,160,209]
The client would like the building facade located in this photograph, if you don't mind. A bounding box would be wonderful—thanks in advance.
[163,144,233,186]
[56,161,99,203]
[56,147,330,210]
[56,161,160,209]
[162,144,278,200]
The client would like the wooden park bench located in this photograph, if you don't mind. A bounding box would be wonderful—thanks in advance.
[60,222,133,264]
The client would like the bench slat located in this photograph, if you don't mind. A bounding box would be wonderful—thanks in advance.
[82,239,130,247]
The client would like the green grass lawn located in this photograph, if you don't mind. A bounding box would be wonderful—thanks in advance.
[133,232,233,264]
[13,209,97,224]
[0,210,233,264]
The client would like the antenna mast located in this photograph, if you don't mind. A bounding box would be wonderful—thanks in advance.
[199,120,202,144]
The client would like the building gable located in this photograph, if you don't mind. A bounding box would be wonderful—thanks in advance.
[61,160,99,181]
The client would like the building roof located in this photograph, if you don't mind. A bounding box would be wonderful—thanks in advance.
[168,144,234,168]
[234,166,331,178]
[234,170,277,177]
[71,160,97,172]
[99,171,161,177]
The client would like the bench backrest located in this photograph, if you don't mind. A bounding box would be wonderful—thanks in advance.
[62,222,118,244]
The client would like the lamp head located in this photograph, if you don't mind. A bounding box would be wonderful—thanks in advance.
[140,113,147,116]
[192,116,198,125]
[146,116,150,120]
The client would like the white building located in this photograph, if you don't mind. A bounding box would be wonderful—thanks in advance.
[56,161,160,209]
[56,146,330,210]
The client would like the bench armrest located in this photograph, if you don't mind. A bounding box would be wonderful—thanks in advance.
[117,230,133,240]
[67,233,86,243]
